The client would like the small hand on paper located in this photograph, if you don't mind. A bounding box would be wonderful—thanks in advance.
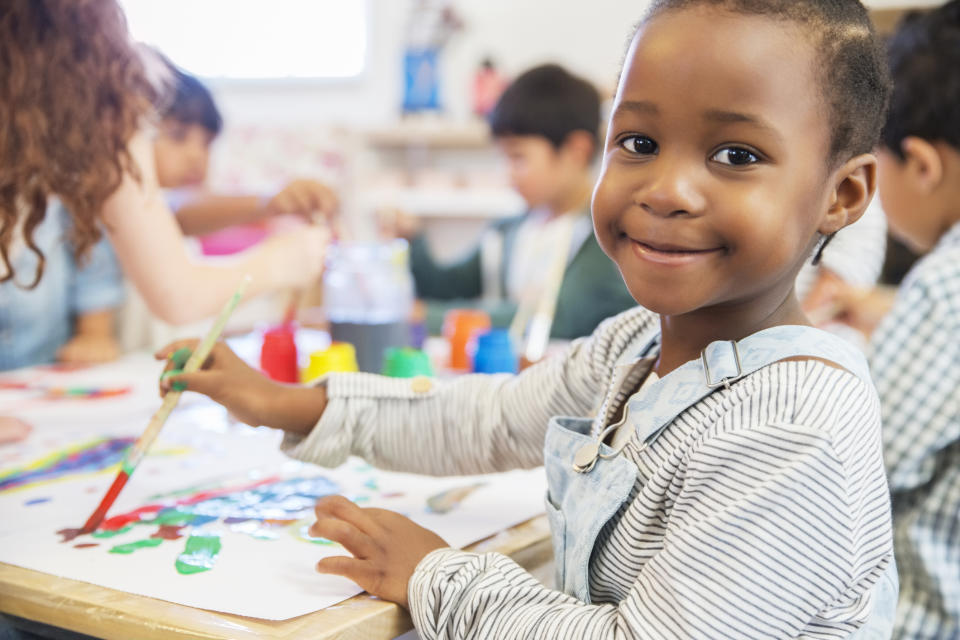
[156,340,328,435]
[310,495,448,609]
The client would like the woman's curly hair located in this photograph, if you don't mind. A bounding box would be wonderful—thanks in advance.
[0,0,157,287]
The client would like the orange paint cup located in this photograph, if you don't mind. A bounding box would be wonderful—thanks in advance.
[442,309,491,371]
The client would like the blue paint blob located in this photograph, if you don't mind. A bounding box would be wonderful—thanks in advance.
[24,497,52,506]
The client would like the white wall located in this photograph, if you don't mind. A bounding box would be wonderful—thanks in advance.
[209,0,941,129]
[210,0,650,128]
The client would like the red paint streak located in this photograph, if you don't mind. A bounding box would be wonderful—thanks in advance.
[57,528,84,543]
[73,543,99,549]
[81,470,130,533]
[82,475,283,533]
[151,525,185,540]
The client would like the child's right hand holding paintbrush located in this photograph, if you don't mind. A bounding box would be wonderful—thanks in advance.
[156,340,327,435]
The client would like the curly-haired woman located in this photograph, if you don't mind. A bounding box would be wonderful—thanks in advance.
[0,0,330,331]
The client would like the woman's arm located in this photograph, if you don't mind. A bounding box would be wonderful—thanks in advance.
[101,134,327,325]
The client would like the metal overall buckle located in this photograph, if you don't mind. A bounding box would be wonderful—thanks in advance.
[701,340,743,390]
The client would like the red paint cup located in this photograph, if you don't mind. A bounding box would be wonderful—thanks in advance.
[442,309,491,371]
[260,324,299,383]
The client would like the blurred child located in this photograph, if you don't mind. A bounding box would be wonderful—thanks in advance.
[153,60,338,235]
[384,64,637,341]
[839,4,960,637]
[0,204,124,370]
[163,2,898,637]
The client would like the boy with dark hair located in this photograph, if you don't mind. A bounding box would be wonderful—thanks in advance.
[152,57,338,236]
[838,3,960,637]
[394,64,637,344]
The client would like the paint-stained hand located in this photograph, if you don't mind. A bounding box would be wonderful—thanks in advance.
[155,340,275,426]
[310,495,448,609]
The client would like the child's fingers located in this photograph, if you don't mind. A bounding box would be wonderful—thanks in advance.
[159,370,217,395]
[155,339,200,361]
[309,517,377,559]
[313,495,382,537]
[315,555,372,585]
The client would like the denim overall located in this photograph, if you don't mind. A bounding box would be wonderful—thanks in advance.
[542,325,898,638]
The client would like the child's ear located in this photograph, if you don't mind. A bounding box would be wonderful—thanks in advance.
[821,153,877,234]
[561,130,596,166]
[901,136,944,193]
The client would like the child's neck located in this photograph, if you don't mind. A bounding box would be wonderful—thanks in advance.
[654,289,809,377]
[543,175,593,220]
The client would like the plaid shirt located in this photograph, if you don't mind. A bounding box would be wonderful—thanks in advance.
[872,221,960,640]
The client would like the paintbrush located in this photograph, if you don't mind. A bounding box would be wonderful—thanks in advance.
[78,276,251,534]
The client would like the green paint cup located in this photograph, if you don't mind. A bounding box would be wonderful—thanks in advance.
[381,347,433,378]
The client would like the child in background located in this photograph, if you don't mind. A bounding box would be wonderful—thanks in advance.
[384,64,637,341]
[163,1,898,637]
[0,204,124,370]
[153,60,338,236]
[836,4,960,637]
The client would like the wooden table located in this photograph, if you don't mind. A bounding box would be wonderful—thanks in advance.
[0,515,551,639]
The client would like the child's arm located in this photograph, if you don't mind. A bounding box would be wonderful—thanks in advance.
[59,227,125,364]
[157,307,659,476]
[102,134,329,325]
[174,179,339,236]
[57,309,120,364]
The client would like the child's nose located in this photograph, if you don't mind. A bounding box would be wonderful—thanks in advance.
[635,158,706,217]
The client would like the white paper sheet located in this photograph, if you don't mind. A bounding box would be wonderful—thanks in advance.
[0,357,547,620]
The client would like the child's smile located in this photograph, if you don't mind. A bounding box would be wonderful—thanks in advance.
[593,6,843,324]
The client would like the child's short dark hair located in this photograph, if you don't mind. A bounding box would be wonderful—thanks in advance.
[159,60,223,138]
[489,64,600,150]
[881,1,960,158]
[644,0,891,165]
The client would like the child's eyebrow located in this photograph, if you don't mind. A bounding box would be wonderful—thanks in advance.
[703,109,783,144]
[612,100,660,117]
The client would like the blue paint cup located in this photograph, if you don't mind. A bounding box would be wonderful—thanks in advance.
[471,329,517,374]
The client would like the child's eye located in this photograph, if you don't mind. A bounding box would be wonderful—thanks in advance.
[711,147,760,166]
[619,136,658,156]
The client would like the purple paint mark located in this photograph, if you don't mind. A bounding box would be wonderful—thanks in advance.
[24,497,52,506]
[1,437,135,492]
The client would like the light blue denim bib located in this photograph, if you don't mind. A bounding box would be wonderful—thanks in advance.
[542,325,897,638]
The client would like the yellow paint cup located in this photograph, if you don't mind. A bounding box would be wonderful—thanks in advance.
[300,342,359,383]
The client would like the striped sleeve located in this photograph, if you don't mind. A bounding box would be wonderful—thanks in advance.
[408,417,887,640]
[281,306,656,476]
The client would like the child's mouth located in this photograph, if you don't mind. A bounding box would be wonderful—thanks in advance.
[630,239,724,265]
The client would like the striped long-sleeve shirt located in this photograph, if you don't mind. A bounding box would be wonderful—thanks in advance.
[282,307,893,639]
[874,222,960,640]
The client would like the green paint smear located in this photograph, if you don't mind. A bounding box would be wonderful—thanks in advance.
[109,538,163,554]
[151,508,196,526]
[120,459,136,476]
[92,525,133,538]
[175,534,221,575]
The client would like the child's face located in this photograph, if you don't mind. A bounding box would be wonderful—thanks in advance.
[592,7,842,317]
[153,120,214,189]
[876,146,939,253]
[496,135,586,212]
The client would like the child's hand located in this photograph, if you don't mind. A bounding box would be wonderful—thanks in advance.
[266,179,339,222]
[263,225,330,287]
[57,333,121,365]
[310,495,449,609]
[833,285,898,336]
[375,207,421,240]
[0,416,31,445]
[156,340,276,426]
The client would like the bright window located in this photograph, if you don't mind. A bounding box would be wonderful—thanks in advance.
[119,0,367,79]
